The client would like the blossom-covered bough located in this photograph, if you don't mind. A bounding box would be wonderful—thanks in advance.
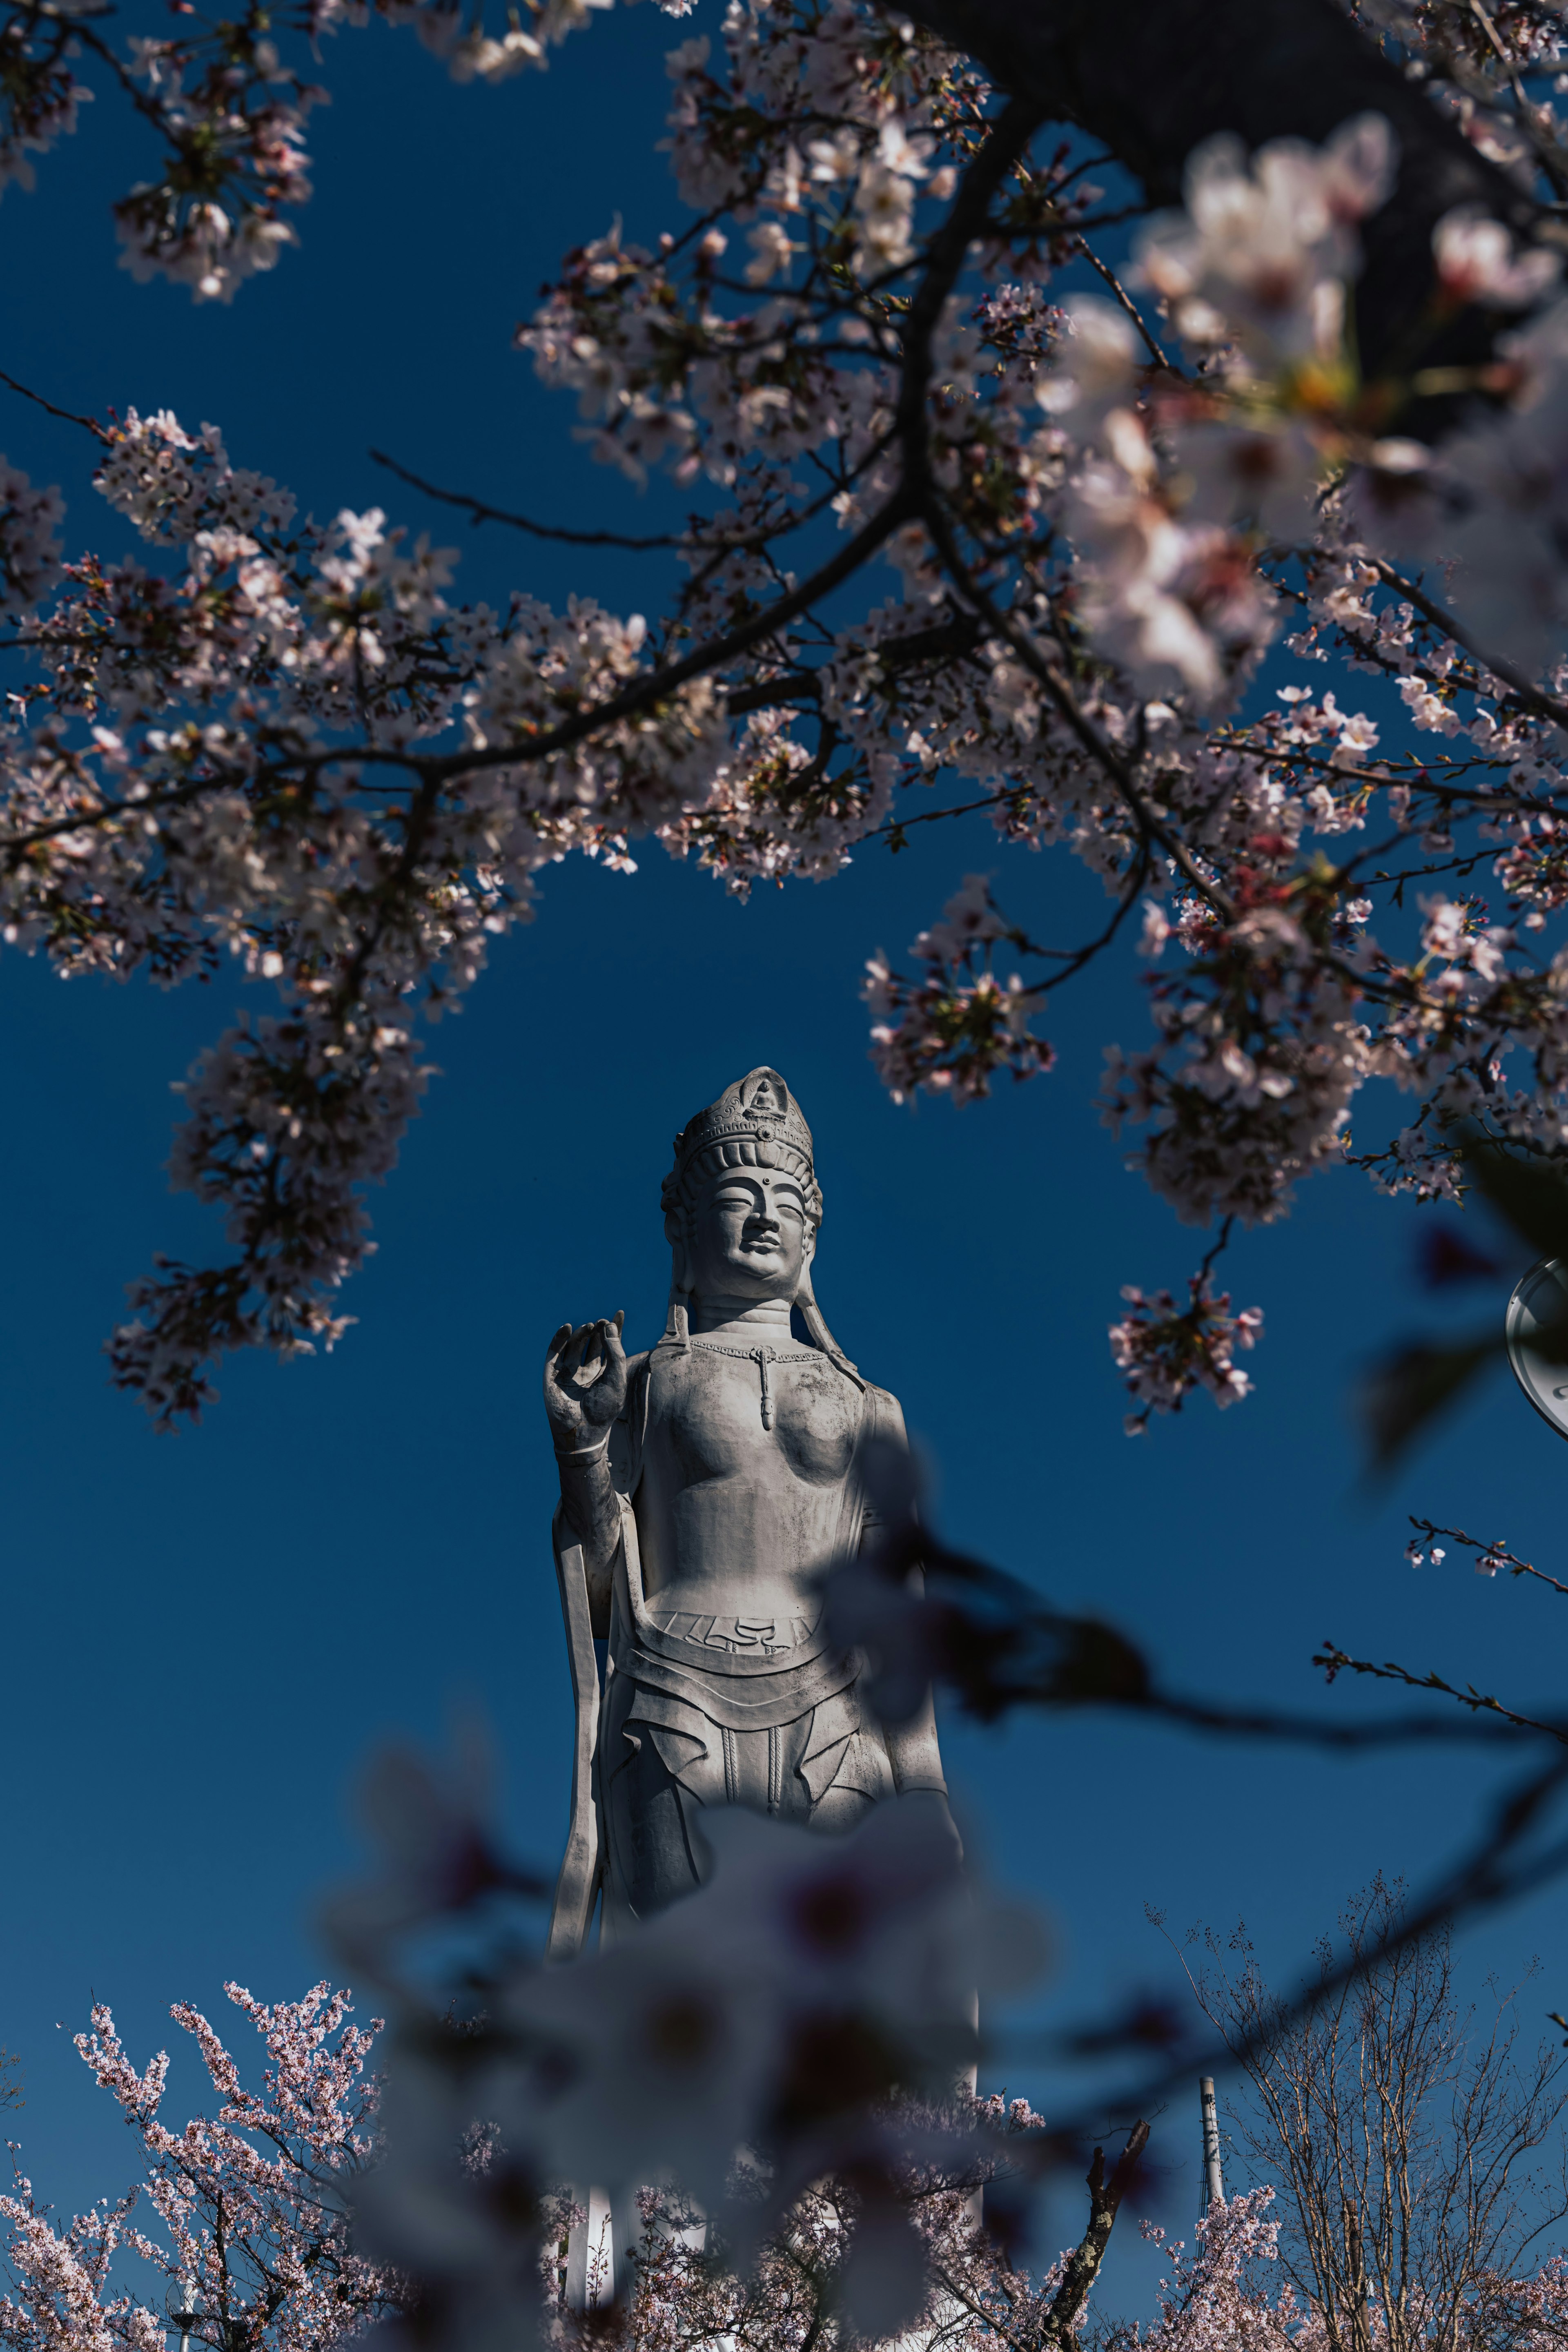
[0,1983,406,2352]
[13,0,1568,1421]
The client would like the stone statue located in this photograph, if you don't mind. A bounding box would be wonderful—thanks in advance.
[542,1066,950,1953]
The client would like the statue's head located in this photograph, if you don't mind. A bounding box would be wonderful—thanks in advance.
[659,1069,857,1375]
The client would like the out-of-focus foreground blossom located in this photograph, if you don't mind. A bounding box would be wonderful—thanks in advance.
[327,1746,1051,2350]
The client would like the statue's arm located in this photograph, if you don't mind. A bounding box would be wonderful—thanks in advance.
[555,1444,624,1637]
[864,1387,949,1798]
[545,1316,635,1639]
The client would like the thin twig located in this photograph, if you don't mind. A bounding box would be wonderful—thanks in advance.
[1313,1645,1568,1741]
[0,367,109,442]
[1075,245,1174,372]
[1410,1517,1568,1598]
[368,452,682,551]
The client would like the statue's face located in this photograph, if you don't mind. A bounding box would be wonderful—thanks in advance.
[688,1165,811,1301]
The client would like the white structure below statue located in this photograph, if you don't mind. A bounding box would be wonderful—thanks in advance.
[563,2186,705,2310]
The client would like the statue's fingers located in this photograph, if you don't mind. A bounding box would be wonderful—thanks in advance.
[604,1311,628,1364]
[551,1322,596,1385]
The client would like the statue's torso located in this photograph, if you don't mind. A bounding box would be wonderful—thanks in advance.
[633,1345,863,1635]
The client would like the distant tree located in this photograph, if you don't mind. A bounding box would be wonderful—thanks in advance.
[1165,1879,1568,2352]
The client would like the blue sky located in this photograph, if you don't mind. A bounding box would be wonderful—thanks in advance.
[3,10,1567,2311]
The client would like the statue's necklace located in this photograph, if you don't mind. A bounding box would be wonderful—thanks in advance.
[686,1338,818,1429]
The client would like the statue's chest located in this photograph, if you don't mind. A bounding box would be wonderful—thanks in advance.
[650,1349,860,1489]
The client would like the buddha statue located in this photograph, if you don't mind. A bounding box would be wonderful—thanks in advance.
[542,1066,950,1952]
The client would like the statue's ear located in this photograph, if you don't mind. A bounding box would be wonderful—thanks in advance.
[663,1206,682,1247]
[800,1223,817,1266]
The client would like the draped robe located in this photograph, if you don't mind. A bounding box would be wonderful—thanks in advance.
[546,1341,940,1954]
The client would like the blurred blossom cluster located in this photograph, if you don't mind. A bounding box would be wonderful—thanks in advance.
[308,1742,1065,2352]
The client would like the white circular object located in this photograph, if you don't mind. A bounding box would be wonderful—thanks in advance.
[1506,1256,1568,1441]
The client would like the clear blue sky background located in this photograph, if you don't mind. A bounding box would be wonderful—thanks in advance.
[2,13,1567,2310]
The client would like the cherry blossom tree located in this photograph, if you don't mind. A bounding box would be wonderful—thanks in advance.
[0,1982,407,2352]
[606,2109,1149,2352]
[7,0,1568,1421]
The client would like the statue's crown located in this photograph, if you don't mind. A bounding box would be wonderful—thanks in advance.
[669,1066,814,1186]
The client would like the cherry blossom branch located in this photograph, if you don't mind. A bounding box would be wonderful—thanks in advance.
[1408,1517,1568,1597]
[370,439,894,567]
[915,494,1238,919]
[1026,857,1151,994]
[419,495,917,781]
[826,1527,1539,1748]
[1365,555,1568,733]
[893,94,1049,481]
[1311,1518,1568,1737]
[397,103,1045,783]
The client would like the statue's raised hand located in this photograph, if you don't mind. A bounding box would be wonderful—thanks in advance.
[544,1311,628,1456]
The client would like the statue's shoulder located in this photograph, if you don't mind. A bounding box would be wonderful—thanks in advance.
[855,1375,909,1442]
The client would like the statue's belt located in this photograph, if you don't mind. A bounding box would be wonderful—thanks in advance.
[608,1618,862,1732]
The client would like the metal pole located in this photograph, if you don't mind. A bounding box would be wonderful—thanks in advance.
[172,2276,196,2352]
[1200,2077,1224,2215]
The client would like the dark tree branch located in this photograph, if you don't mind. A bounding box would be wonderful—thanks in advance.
[1041,2122,1151,2347]
[368,450,684,551]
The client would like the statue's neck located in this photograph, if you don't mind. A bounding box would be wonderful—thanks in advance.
[690,1293,794,1340]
